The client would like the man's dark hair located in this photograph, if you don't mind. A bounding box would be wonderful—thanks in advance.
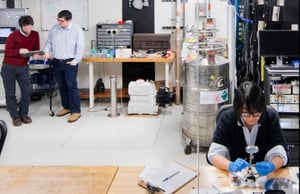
[18,15,34,27]
[57,10,72,20]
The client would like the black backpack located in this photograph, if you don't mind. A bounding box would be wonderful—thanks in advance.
[94,78,105,93]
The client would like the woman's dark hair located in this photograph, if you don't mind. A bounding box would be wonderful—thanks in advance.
[233,81,266,119]
[57,10,72,20]
[18,15,34,27]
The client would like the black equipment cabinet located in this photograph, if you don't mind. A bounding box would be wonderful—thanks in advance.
[264,66,299,166]
[282,128,299,166]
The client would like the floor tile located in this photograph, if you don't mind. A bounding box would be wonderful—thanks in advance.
[0,96,209,167]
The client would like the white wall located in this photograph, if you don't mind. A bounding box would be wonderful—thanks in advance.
[0,0,228,89]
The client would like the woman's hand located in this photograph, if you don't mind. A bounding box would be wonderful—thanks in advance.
[255,161,275,176]
[228,158,250,173]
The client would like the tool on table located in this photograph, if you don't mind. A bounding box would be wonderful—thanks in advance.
[245,145,259,165]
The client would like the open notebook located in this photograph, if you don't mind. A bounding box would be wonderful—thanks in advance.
[139,162,198,194]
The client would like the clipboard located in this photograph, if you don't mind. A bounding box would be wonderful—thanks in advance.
[138,180,164,194]
[138,162,198,194]
[20,50,44,57]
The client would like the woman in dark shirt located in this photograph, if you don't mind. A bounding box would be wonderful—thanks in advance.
[207,81,288,176]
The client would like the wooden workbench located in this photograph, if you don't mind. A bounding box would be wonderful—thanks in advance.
[82,52,176,108]
[108,166,299,194]
[1,165,297,194]
[107,166,229,194]
[0,166,118,194]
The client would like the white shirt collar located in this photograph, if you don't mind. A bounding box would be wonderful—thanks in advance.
[238,119,261,145]
[19,29,29,37]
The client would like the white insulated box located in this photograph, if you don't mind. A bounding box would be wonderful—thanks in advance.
[128,80,158,114]
[128,79,156,96]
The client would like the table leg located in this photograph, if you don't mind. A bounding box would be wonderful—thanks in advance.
[165,62,169,88]
[88,62,94,108]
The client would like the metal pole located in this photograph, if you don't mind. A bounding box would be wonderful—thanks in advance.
[227,5,237,103]
[175,0,183,105]
[108,76,119,117]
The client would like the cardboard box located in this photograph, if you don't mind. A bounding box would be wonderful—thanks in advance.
[115,48,132,58]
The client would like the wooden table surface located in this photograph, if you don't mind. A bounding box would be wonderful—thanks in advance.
[1,165,296,194]
[108,166,145,194]
[82,52,176,63]
[108,166,298,194]
[0,166,118,194]
[108,166,229,194]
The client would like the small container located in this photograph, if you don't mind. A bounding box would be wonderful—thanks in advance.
[90,40,97,56]
[229,173,242,187]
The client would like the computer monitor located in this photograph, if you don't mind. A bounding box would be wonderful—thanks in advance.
[258,30,299,58]
[0,27,16,44]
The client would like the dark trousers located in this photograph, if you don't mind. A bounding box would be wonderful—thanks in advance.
[1,64,31,119]
[52,60,81,113]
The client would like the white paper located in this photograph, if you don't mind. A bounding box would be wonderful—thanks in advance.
[139,162,197,194]
[289,166,299,184]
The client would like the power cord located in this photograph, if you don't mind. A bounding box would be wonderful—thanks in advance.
[87,102,110,112]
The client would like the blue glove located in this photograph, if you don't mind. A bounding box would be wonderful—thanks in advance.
[228,158,250,173]
[255,161,275,176]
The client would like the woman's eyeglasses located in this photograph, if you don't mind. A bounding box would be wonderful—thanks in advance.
[241,112,262,119]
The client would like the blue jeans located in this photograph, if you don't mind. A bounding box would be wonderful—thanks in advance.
[52,60,81,113]
[1,64,31,119]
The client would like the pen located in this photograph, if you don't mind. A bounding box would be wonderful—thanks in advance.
[162,171,180,182]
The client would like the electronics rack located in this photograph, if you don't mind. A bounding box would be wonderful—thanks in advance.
[234,0,299,85]
[264,66,299,166]
[96,22,134,49]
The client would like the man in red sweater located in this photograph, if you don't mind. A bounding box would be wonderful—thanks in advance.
[1,15,40,126]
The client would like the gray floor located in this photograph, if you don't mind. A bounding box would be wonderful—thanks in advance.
[0,95,208,167]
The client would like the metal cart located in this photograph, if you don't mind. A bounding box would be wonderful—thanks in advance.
[29,59,56,116]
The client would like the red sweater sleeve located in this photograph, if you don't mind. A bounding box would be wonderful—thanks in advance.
[3,30,40,66]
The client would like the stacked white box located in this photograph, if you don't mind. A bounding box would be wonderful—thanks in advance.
[115,48,132,58]
[128,80,158,115]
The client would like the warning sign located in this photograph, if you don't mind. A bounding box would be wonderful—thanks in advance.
[199,88,228,104]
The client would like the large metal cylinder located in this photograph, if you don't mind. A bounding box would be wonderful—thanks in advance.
[182,42,229,148]
[108,76,119,117]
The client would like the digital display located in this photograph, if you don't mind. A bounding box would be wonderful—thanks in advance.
[0,27,16,44]
[258,30,299,57]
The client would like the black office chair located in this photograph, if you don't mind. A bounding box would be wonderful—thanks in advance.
[0,120,8,155]
[206,104,233,163]
[215,104,233,123]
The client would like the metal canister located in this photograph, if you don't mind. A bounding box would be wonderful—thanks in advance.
[182,42,230,153]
